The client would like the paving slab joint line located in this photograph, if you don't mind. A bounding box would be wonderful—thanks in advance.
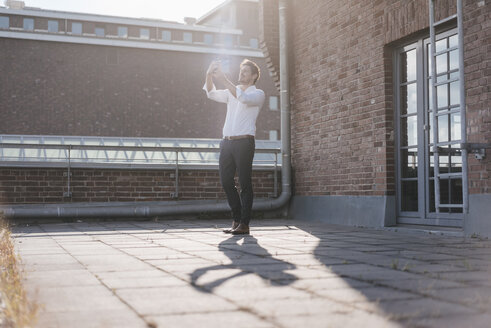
[92,226,285,328]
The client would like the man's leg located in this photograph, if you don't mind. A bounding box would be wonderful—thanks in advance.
[234,137,255,227]
[219,140,241,224]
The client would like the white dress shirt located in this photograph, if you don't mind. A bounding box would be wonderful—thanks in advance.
[203,83,265,137]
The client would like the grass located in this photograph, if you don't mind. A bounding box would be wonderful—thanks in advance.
[0,216,39,328]
[390,259,399,270]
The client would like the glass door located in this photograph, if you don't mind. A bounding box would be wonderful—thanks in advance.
[396,28,464,227]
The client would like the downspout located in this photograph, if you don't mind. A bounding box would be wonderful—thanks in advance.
[1,0,291,220]
[255,0,291,210]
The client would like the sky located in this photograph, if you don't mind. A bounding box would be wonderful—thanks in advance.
[15,0,227,23]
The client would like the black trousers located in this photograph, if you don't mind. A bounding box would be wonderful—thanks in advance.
[219,137,255,225]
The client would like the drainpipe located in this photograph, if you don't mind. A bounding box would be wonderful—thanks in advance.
[1,0,291,220]
[255,0,291,210]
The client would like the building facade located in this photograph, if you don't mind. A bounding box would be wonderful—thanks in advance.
[0,0,280,140]
[260,0,490,237]
[0,1,283,210]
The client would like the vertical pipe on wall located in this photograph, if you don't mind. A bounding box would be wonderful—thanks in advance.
[278,0,291,203]
[457,0,468,213]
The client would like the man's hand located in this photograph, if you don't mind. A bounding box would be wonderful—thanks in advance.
[207,60,220,76]
[205,60,237,98]
[213,66,228,84]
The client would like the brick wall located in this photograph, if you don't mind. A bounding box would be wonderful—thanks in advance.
[0,168,280,204]
[260,0,489,197]
[384,0,456,44]
[288,1,394,197]
[258,0,280,90]
[0,38,279,140]
[464,0,490,194]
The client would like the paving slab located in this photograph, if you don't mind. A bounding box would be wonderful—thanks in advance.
[35,310,147,328]
[29,285,130,313]
[116,286,238,316]
[23,269,101,288]
[12,219,491,328]
[147,311,275,328]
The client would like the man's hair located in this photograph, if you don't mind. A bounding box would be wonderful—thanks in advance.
[240,59,260,84]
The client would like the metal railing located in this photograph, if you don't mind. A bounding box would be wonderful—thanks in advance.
[0,142,282,199]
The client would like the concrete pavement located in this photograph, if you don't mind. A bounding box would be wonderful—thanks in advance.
[12,219,491,327]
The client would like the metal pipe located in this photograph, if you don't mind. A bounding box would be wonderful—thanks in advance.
[65,145,72,198]
[429,0,441,213]
[457,0,468,213]
[2,0,292,220]
[174,150,179,199]
[278,0,291,204]
[274,152,278,197]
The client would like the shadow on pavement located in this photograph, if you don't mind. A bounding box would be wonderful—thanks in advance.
[190,234,297,292]
[302,224,491,326]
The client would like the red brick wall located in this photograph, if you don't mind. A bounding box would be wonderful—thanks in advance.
[258,0,280,90]
[384,0,456,44]
[0,168,280,204]
[288,1,395,197]
[464,0,490,194]
[260,0,489,197]
[0,38,279,140]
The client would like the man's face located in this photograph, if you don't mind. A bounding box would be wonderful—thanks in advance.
[238,65,256,85]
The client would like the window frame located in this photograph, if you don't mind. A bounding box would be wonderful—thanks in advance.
[71,22,82,35]
[183,31,192,43]
[140,28,150,40]
[23,18,34,31]
[95,27,105,37]
[117,26,128,38]
[161,30,171,42]
[0,16,10,29]
[47,20,59,33]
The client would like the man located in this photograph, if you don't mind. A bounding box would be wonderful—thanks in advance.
[203,59,265,235]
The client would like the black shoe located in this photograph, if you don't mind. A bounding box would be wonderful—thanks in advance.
[223,221,240,233]
[231,223,250,235]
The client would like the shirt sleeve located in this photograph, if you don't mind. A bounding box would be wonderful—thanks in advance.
[203,83,229,104]
[236,87,266,108]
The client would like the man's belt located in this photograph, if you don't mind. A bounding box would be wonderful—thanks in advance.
[223,135,254,140]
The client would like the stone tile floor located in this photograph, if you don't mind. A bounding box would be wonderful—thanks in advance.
[12,219,491,328]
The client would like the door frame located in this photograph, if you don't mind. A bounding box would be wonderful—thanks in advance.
[394,28,464,227]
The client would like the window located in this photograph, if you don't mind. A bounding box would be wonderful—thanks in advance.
[0,16,9,29]
[269,130,279,141]
[72,22,82,35]
[224,35,233,47]
[140,28,149,40]
[249,38,259,48]
[48,20,58,33]
[95,27,105,37]
[204,33,213,45]
[118,26,128,38]
[183,32,192,43]
[269,96,278,110]
[23,18,34,31]
[161,30,171,42]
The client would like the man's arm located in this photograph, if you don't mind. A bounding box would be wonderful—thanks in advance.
[213,67,264,107]
[205,61,219,92]
[213,68,237,98]
[203,61,229,103]
[236,88,266,107]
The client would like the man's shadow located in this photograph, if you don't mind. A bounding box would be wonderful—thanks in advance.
[190,234,297,292]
